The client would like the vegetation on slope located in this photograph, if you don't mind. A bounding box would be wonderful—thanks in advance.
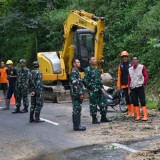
[0,0,160,94]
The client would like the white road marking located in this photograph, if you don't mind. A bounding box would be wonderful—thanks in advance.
[40,118,59,126]
[111,143,137,153]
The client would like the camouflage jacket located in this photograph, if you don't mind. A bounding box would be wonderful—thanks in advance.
[69,68,83,98]
[16,67,30,90]
[30,69,43,95]
[84,66,104,92]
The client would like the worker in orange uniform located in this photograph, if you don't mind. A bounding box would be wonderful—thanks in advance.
[1,60,17,110]
[117,51,134,117]
[0,61,8,99]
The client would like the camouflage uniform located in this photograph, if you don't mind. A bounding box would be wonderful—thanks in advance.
[69,67,86,131]
[84,66,107,116]
[30,69,43,112]
[69,68,84,114]
[29,61,44,123]
[16,67,30,110]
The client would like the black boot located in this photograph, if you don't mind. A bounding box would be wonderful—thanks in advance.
[2,99,10,110]
[21,107,28,113]
[73,113,86,131]
[100,115,112,123]
[72,113,75,130]
[12,107,22,113]
[35,111,45,123]
[78,113,86,130]
[29,110,35,123]
[92,115,100,124]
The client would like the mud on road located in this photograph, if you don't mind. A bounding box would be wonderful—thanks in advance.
[69,109,160,160]
[25,109,160,160]
[1,97,159,160]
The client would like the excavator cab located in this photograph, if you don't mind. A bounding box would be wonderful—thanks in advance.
[37,10,106,103]
[73,29,94,71]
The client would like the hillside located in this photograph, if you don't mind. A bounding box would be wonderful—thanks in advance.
[0,0,160,92]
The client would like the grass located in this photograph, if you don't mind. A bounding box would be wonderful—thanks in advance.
[146,96,158,110]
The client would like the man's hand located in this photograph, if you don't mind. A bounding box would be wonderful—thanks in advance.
[102,88,106,93]
[30,92,35,97]
[128,88,131,95]
[80,95,84,102]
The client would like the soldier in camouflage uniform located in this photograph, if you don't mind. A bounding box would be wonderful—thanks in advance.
[12,59,30,113]
[69,59,86,131]
[84,56,112,124]
[29,61,44,123]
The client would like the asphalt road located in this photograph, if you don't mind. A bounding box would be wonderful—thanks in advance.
[0,98,86,160]
[0,94,160,160]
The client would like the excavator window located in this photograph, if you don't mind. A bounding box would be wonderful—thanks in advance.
[73,29,94,71]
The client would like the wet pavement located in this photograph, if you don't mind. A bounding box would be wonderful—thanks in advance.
[0,92,160,160]
[26,136,160,160]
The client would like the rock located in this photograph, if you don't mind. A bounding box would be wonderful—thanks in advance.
[101,73,113,87]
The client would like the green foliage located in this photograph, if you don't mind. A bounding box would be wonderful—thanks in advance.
[146,96,158,109]
[0,0,160,92]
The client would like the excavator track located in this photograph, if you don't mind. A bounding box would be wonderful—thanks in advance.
[43,73,113,103]
[43,85,89,103]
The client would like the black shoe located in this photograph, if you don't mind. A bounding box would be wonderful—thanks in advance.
[35,119,44,123]
[92,115,100,124]
[12,108,22,113]
[100,115,112,123]
[73,113,86,131]
[74,126,86,131]
[30,119,35,123]
[35,111,45,123]
[21,108,28,113]
[2,107,10,110]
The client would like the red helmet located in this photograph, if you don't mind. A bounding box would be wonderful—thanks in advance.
[120,51,129,57]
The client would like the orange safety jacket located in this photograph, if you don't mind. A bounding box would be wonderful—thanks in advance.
[0,67,8,83]
[117,66,128,89]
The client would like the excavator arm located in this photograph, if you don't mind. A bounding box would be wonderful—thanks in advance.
[37,10,106,103]
[62,10,105,74]
[38,10,105,81]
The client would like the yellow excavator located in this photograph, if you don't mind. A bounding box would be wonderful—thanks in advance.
[37,10,110,103]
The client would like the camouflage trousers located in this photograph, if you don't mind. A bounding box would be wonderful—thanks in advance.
[89,90,108,116]
[16,89,29,109]
[30,94,43,112]
[71,97,82,114]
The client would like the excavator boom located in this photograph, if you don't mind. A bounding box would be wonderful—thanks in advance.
[62,10,105,74]
[37,10,106,103]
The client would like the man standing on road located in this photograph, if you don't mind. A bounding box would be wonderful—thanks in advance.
[128,55,149,121]
[117,51,134,117]
[29,61,44,123]
[84,56,112,124]
[12,59,30,113]
[0,61,8,99]
[1,60,17,110]
[69,59,86,131]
